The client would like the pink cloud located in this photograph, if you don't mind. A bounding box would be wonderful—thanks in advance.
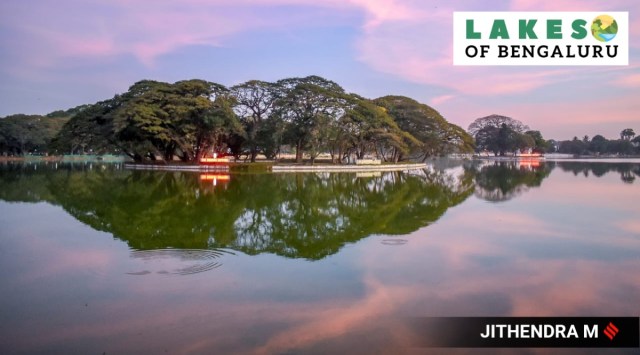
[614,73,640,87]
[2,0,431,68]
[430,94,455,105]
[617,219,640,234]
[346,0,640,134]
[355,0,640,96]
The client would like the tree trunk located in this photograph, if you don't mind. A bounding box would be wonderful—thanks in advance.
[295,141,303,163]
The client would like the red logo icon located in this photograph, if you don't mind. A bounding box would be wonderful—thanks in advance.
[603,322,619,340]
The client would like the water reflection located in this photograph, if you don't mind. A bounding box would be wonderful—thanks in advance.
[126,249,233,276]
[1,161,639,354]
[0,163,474,259]
[556,161,640,184]
[470,161,552,202]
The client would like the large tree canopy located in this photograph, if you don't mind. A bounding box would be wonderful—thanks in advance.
[231,80,282,162]
[374,96,475,160]
[468,114,529,137]
[274,76,349,163]
[468,114,546,156]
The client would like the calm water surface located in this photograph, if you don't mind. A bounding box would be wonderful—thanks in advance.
[0,160,638,354]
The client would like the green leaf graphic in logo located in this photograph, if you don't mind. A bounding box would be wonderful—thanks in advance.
[591,14,618,42]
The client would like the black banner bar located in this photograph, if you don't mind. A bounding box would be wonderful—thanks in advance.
[407,317,639,348]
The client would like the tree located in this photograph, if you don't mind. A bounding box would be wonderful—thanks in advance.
[36,76,483,163]
[231,80,282,162]
[524,130,549,152]
[168,79,239,161]
[607,139,634,155]
[475,123,527,156]
[514,131,535,151]
[588,134,608,154]
[621,128,636,141]
[51,79,241,162]
[495,124,517,155]
[274,76,348,163]
[49,100,120,155]
[46,104,90,118]
[468,114,529,137]
[374,96,474,160]
[558,137,587,155]
[0,114,68,155]
[467,114,531,155]
[339,96,418,163]
[546,139,558,153]
[475,126,500,153]
[110,79,238,162]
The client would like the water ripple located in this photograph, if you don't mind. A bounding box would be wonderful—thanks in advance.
[126,249,234,276]
[381,238,408,246]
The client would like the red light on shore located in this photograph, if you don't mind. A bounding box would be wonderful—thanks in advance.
[200,158,230,164]
[200,174,230,181]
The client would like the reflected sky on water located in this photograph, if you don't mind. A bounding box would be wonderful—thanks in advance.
[0,160,638,354]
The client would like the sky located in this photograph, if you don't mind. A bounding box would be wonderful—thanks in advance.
[0,0,638,140]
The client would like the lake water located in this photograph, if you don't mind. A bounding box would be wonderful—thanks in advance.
[0,160,638,354]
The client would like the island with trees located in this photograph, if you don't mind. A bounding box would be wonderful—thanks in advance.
[1,76,638,163]
[0,76,472,165]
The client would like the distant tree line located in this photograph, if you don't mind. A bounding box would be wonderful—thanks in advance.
[0,105,94,156]
[553,129,639,156]
[0,76,474,163]
[467,114,639,156]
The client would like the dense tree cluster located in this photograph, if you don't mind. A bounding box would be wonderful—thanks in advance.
[0,76,475,163]
[555,129,639,156]
[468,114,549,155]
[468,115,638,157]
[4,82,637,160]
[0,114,69,155]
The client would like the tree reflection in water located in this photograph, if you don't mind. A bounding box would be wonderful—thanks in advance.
[471,160,552,202]
[0,162,474,259]
[556,161,640,184]
[2,160,635,259]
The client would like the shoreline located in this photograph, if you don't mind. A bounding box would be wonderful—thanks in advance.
[123,162,428,173]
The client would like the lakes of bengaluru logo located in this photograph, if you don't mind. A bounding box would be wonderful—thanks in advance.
[592,15,618,42]
[453,12,629,65]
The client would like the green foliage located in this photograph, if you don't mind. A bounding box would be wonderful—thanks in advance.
[46,104,91,118]
[10,76,478,162]
[468,114,529,137]
[0,114,68,155]
[374,96,474,161]
[620,128,635,141]
[275,76,349,163]
[49,100,121,155]
[524,130,549,152]
[468,115,545,155]
[231,80,282,161]
[559,133,638,156]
